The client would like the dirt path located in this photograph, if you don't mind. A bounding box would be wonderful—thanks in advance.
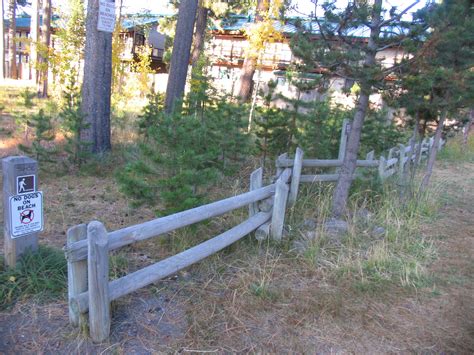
[0,160,473,353]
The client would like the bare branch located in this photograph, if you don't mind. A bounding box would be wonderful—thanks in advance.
[312,0,333,50]
[381,56,416,76]
[377,40,404,52]
[379,0,420,27]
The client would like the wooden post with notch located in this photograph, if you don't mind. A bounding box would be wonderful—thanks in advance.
[338,119,350,161]
[378,155,387,181]
[366,150,375,161]
[271,179,289,241]
[275,153,288,179]
[249,168,263,218]
[388,147,396,160]
[67,224,88,328]
[398,144,406,179]
[288,147,304,206]
[87,221,110,343]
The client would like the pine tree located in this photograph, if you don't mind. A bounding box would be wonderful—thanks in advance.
[18,109,56,162]
[237,0,284,102]
[297,100,348,159]
[291,0,429,217]
[254,79,289,165]
[416,0,474,191]
[164,0,198,113]
[52,0,85,102]
[62,75,91,168]
[118,69,250,214]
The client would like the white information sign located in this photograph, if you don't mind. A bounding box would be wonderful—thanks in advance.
[9,191,43,238]
[97,0,116,33]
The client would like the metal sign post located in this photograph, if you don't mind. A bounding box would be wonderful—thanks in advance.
[2,156,42,267]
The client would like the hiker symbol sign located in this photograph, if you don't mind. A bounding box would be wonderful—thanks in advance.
[9,192,43,238]
[17,175,35,194]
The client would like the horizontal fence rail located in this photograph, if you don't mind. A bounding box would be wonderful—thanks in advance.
[276,158,379,169]
[65,184,276,262]
[71,211,272,314]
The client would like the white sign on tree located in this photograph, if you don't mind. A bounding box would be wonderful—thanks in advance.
[9,192,44,238]
[97,0,116,33]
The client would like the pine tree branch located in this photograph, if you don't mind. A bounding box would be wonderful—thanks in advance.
[312,0,333,50]
[379,0,420,28]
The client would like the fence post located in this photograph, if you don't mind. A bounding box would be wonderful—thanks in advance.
[2,156,39,267]
[338,119,350,161]
[398,144,406,179]
[412,143,419,162]
[416,138,425,163]
[439,138,445,149]
[276,153,288,179]
[378,155,387,181]
[271,179,289,241]
[87,221,110,343]
[67,224,88,328]
[387,147,395,160]
[428,137,434,157]
[249,168,263,218]
[366,150,375,161]
[288,147,304,206]
[255,222,271,241]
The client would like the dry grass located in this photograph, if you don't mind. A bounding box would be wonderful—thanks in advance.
[2,155,473,352]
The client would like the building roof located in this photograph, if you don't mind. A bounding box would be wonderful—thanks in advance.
[5,12,410,39]
[121,14,172,30]
[215,14,410,38]
[4,15,59,29]
[4,14,168,31]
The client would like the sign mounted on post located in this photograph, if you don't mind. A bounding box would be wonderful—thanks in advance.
[97,0,116,33]
[9,192,43,238]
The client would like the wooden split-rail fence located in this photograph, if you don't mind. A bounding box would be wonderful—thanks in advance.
[65,119,445,342]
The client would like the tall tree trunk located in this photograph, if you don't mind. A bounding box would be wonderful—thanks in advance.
[30,0,40,83]
[236,0,267,102]
[331,0,382,218]
[190,4,208,69]
[331,91,370,217]
[164,0,198,114]
[7,0,17,79]
[463,109,473,149]
[38,0,51,97]
[408,113,421,183]
[81,0,113,153]
[419,109,446,193]
[237,58,257,102]
[0,0,5,79]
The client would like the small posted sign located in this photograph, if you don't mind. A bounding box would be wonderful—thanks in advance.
[97,0,116,33]
[9,192,44,238]
[17,174,35,194]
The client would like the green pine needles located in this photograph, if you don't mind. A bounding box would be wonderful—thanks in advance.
[61,75,91,168]
[18,109,56,163]
[118,66,251,215]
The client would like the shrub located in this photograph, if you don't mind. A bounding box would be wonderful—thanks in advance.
[117,93,251,214]
[0,246,67,310]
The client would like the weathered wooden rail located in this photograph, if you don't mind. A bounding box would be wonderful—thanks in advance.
[65,119,445,342]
